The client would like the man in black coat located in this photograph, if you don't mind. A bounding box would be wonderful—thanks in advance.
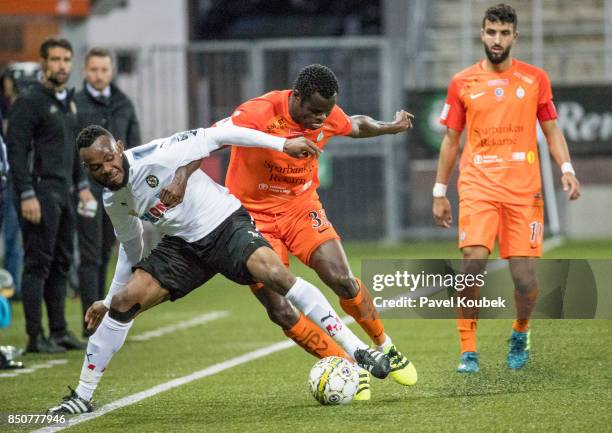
[0,109,7,235]
[6,37,95,353]
[74,47,141,337]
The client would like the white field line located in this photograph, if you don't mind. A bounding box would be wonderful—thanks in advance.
[0,359,68,379]
[129,311,229,342]
[543,234,565,252]
[31,315,357,433]
[31,340,299,432]
[31,236,567,432]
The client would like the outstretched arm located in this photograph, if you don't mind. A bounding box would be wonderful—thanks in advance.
[432,127,462,228]
[159,125,323,208]
[205,125,321,158]
[540,119,581,200]
[349,110,414,138]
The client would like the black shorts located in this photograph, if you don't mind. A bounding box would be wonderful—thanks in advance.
[133,207,271,301]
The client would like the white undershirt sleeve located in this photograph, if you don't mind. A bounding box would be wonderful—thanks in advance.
[102,194,145,309]
[203,125,286,153]
[103,236,144,309]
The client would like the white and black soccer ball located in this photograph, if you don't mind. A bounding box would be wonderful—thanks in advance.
[308,356,359,405]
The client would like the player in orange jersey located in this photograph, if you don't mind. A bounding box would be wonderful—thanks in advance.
[218,64,417,399]
[432,4,581,373]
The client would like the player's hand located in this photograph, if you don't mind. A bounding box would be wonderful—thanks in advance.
[85,301,108,332]
[561,173,581,200]
[160,177,187,208]
[77,189,98,218]
[283,137,322,159]
[79,188,95,204]
[433,197,453,228]
[21,197,41,224]
[391,110,415,132]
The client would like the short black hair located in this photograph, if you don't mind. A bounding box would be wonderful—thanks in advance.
[40,37,73,59]
[77,125,112,149]
[483,3,518,31]
[293,64,339,100]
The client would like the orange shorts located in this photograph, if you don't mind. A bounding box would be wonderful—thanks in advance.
[247,199,340,267]
[458,195,544,259]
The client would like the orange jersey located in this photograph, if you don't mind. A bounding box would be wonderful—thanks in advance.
[224,90,352,213]
[440,59,557,204]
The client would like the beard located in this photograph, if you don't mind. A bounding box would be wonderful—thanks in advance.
[46,72,69,86]
[484,44,511,64]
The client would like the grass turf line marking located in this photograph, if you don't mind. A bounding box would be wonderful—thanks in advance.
[31,339,302,432]
[129,311,229,342]
[0,359,67,379]
[31,316,358,433]
[31,236,567,431]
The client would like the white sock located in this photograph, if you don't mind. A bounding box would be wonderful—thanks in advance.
[377,334,392,352]
[76,314,133,401]
[286,277,368,357]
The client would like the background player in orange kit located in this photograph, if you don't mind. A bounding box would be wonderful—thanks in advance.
[432,4,581,373]
[219,64,416,400]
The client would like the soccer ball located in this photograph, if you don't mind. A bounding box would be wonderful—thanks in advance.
[308,356,359,405]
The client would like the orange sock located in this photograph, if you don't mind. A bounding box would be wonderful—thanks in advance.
[513,285,539,333]
[284,313,349,360]
[339,278,386,346]
[457,318,478,353]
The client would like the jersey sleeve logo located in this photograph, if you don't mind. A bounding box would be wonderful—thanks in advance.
[146,175,159,188]
[172,130,198,142]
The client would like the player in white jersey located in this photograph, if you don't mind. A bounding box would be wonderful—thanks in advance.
[47,124,391,415]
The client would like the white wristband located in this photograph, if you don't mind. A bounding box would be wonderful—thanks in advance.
[561,162,575,176]
[432,183,448,198]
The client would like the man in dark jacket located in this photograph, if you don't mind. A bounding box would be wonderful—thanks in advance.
[0,109,7,231]
[6,37,95,353]
[74,47,141,337]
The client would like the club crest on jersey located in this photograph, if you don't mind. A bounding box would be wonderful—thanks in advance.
[146,175,159,188]
[494,87,505,100]
[516,86,525,99]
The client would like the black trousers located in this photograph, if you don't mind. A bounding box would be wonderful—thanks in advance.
[77,183,116,331]
[19,184,75,338]
[0,179,5,239]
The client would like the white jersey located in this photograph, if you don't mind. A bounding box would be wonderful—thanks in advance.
[101,125,286,308]
[104,128,241,243]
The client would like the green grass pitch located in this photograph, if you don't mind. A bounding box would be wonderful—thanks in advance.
[0,239,610,432]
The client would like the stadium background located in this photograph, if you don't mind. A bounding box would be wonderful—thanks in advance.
[0,1,610,432]
[3,0,611,242]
